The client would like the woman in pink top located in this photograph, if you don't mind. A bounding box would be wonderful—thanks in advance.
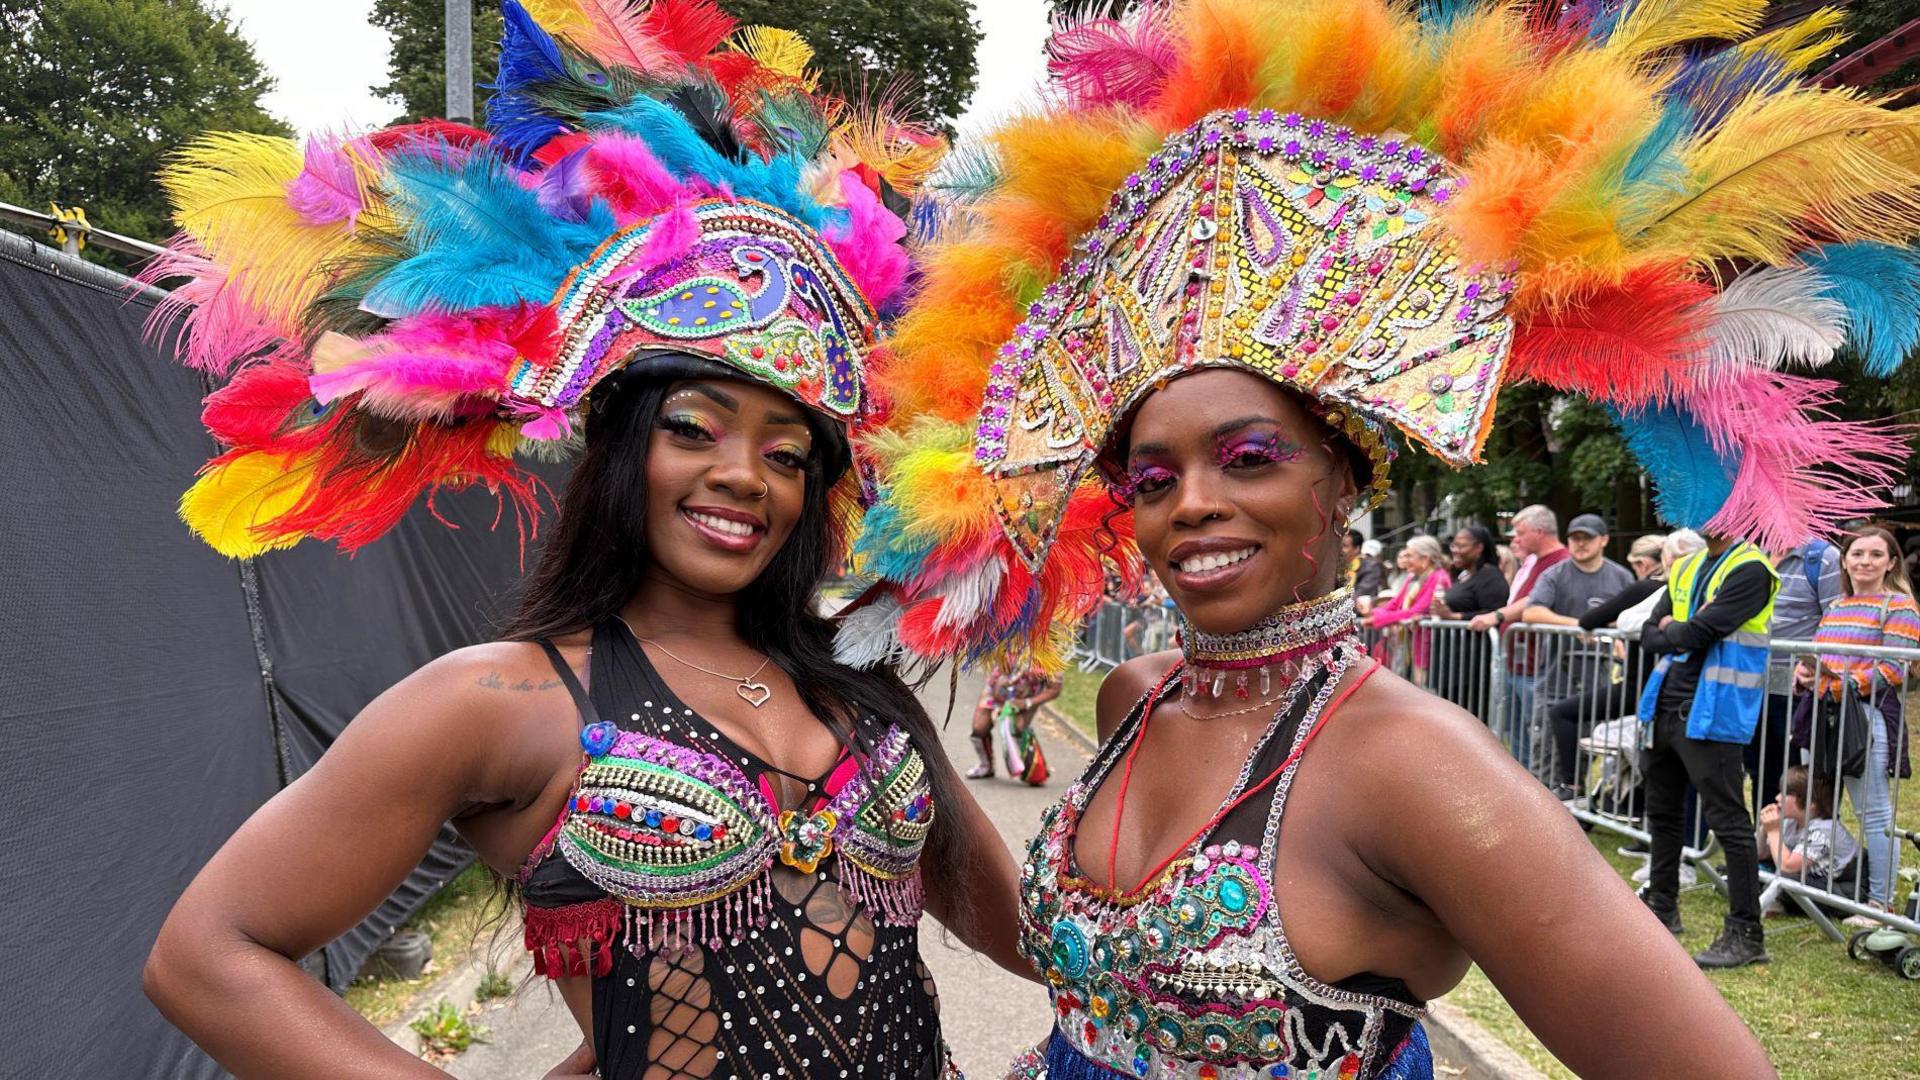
[1369,535,1453,682]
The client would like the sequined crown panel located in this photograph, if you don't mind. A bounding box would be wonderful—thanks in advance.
[509,198,875,419]
[975,110,1515,569]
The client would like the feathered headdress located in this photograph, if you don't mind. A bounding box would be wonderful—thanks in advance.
[836,0,1919,673]
[142,0,942,559]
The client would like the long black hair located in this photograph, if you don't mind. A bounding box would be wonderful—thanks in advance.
[501,367,985,934]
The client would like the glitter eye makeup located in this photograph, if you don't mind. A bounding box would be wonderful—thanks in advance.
[1115,462,1177,502]
[1216,430,1305,470]
[661,412,716,441]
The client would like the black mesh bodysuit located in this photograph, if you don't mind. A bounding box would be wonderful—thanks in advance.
[519,621,948,1079]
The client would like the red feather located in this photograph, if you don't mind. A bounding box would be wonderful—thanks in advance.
[638,0,736,64]
[1509,267,1712,407]
[367,121,491,154]
[201,359,336,451]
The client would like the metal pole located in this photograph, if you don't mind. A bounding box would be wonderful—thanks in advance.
[445,0,473,124]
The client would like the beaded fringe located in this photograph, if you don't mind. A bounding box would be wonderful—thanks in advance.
[837,863,926,926]
[524,898,624,978]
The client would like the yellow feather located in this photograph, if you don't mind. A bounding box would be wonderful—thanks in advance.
[179,451,317,558]
[1731,8,1848,74]
[160,132,374,339]
[1634,88,1920,267]
[1601,0,1768,62]
[733,25,813,79]
[517,0,594,37]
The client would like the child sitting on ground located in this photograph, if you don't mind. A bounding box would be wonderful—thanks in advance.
[1758,765,1860,916]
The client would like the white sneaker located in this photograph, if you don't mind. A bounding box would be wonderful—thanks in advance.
[1631,862,1697,887]
[1841,910,1888,930]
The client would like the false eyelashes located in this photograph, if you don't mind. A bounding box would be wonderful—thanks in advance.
[1217,432,1305,469]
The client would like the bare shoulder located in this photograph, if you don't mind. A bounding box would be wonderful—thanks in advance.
[346,636,587,747]
[1095,650,1180,743]
[1321,665,1521,796]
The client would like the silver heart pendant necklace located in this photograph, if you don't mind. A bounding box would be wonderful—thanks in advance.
[623,618,775,709]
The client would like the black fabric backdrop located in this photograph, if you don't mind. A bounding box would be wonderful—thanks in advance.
[0,232,561,1077]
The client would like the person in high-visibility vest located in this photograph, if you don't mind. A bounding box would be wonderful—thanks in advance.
[1637,534,1780,969]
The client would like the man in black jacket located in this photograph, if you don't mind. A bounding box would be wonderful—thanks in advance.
[1638,534,1778,969]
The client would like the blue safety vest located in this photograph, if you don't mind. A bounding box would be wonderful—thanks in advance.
[1637,542,1779,743]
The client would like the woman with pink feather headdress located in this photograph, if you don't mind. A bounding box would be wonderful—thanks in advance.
[840,1,1920,1077]
[138,3,1035,1077]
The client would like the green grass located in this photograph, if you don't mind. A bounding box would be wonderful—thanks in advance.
[1050,684,1920,1078]
[1055,665,1105,742]
[409,998,490,1059]
[344,863,511,1027]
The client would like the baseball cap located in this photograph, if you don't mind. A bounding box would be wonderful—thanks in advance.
[1567,513,1609,538]
[1362,539,1383,557]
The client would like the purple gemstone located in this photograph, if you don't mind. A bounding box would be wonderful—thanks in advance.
[1257,108,1276,124]
[1382,140,1402,156]
[1387,170,1405,185]
[1232,108,1250,124]
[1406,147,1425,163]
[1358,135,1377,151]
[1204,130,1222,146]
[1310,149,1328,165]
[974,447,991,462]
[1257,136,1275,153]
[1332,128,1351,145]
[1282,112,1302,128]
[1463,282,1482,299]
[1432,185,1451,203]
[1408,177,1427,193]
[1307,119,1327,137]
[1283,139,1302,156]
[1126,172,1143,189]
[1359,163,1378,181]
[1335,155,1353,171]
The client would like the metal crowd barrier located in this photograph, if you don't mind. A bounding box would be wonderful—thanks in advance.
[1072,603,1920,937]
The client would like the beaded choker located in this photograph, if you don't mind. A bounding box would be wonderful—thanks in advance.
[1178,586,1359,699]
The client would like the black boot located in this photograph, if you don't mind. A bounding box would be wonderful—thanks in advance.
[1640,890,1683,936]
[1693,921,1768,969]
[964,734,994,780]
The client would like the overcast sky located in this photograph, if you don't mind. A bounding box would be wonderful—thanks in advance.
[224,1,1050,140]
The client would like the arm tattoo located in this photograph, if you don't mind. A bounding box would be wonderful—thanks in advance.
[474,672,563,692]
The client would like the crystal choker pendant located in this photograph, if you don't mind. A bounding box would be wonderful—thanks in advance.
[1177,586,1359,698]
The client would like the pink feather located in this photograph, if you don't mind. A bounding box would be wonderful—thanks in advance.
[585,135,691,225]
[603,202,701,285]
[285,133,372,229]
[311,303,559,420]
[137,235,289,373]
[1046,3,1179,110]
[1684,371,1910,549]
[824,171,910,310]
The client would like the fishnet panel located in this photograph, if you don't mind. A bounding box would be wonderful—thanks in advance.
[642,934,720,1080]
[774,865,875,999]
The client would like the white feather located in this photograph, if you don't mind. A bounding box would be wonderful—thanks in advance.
[833,591,906,669]
[931,557,1005,631]
[1702,265,1846,378]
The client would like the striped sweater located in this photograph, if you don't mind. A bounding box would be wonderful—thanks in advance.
[1813,592,1920,696]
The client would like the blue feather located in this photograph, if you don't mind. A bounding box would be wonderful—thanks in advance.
[1665,49,1789,132]
[584,98,824,225]
[364,149,615,316]
[486,1,571,163]
[1801,242,1920,377]
[1621,101,1691,194]
[1611,403,1740,531]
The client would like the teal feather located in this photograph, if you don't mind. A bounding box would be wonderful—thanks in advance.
[364,150,616,317]
[583,97,822,225]
[1801,242,1920,377]
[1611,403,1739,531]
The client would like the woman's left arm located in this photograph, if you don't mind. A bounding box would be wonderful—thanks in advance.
[1364,707,1775,1077]
[922,764,1042,983]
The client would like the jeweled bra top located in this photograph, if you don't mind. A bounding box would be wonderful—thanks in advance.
[1015,648,1433,1080]
[519,621,947,1079]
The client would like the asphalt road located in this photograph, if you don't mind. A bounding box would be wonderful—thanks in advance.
[442,664,1086,1080]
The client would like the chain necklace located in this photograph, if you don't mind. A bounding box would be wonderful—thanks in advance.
[620,616,775,708]
[1177,688,1288,721]
[1178,586,1359,699]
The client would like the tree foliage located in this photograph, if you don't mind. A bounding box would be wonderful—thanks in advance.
[0,0,289,263]
[373,0,981,130]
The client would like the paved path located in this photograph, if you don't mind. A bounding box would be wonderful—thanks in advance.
[438,665,1088,1079]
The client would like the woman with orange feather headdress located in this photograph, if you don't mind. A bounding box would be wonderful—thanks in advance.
[842,1,1920,1077]
[138,4,1033,1078]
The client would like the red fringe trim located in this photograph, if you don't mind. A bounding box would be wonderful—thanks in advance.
[524,898,623,979]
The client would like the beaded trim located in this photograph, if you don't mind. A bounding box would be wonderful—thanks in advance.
[973,107,1515,573]
[1178,587,1360,699]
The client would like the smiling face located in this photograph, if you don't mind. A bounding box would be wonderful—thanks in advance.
[1844,533,1895,595]
[1118,369,1357,635]
[1450,529,1484,569]
[641,378,817,599]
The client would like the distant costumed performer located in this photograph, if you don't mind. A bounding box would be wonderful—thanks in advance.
[836,3,1920,1079]
[135,4,1030,1079]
